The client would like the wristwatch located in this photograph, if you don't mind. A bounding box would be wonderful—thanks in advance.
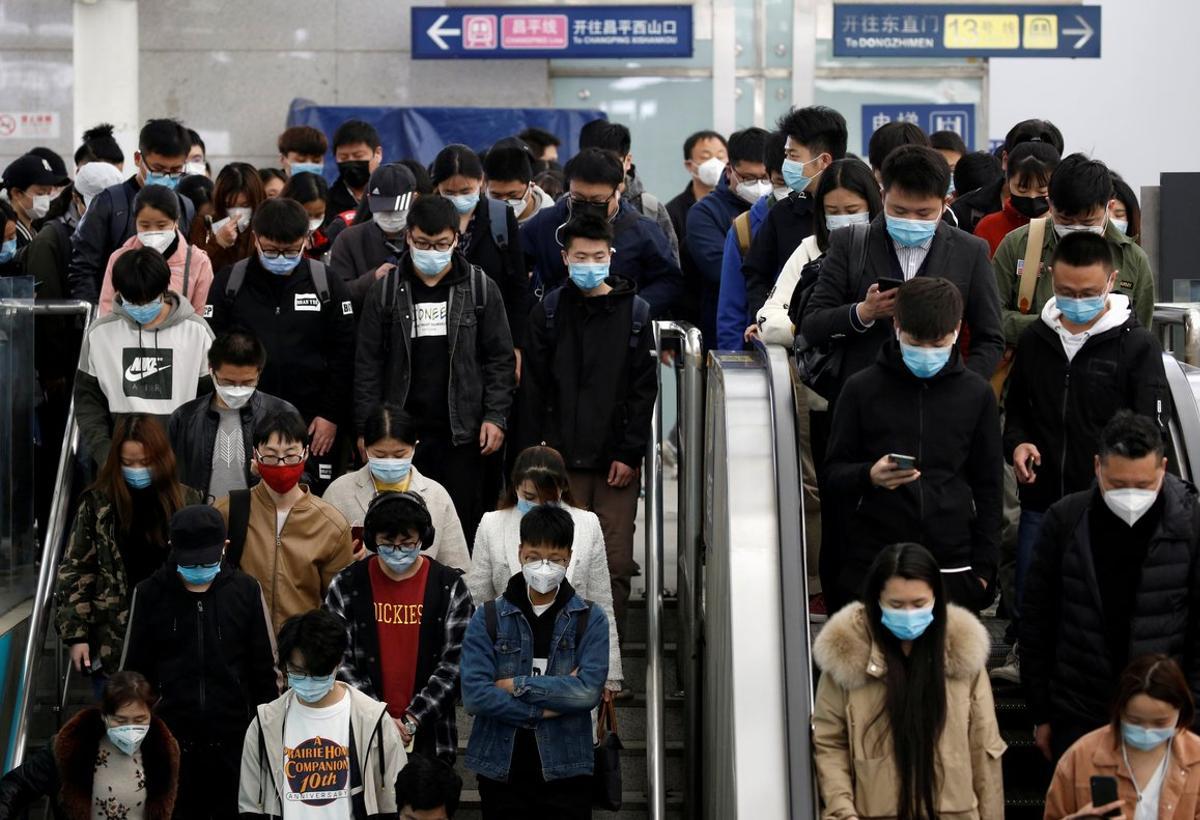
[403,718,418,737]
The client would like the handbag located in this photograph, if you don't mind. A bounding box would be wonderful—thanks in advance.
[592,696,624,810]
[793,222,871,400]
[990,216,1047,400]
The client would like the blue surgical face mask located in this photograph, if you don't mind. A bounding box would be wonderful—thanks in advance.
[368,456,412,484]
[899,338,955,379]
[288,672,337,704]
[290,162,324,177]
[258,252,302,276]
[122,465,153,489]
[886,215,940,247]
[781,156,820,193]
[1057,294,1107,325]
[825,212,871,232]
[0,238,16,264]
[411,247,454,277]
[446,192,479,215]
[377,545,421,574]
[516,497,538,516]
[1122,722,1175,751]
[124,297,164,326]
[569,262,609,291]
[144,171,179,191]
[177,561,221,586]
[879,603,935,641]
[106,723,149,756]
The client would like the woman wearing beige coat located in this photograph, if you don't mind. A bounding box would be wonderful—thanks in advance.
[813,543,1007,820]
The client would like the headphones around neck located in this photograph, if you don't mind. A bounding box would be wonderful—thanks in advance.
[364,491,436,551]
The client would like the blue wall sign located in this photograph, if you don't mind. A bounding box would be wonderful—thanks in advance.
[412,5,693,59]
[862,104,976,154]
[833,4,1100,58]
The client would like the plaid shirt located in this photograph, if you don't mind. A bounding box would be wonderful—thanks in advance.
[325,558,474,761]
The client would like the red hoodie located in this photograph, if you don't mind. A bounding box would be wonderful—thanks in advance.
[974,198,1029,258]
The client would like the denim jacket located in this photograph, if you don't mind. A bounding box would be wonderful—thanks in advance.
[460,578,609,781]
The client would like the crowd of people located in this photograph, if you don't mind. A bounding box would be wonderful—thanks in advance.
[0,98,1190,820]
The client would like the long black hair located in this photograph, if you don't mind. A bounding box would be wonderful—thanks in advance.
[863,543,948,820]
[813,158,883,252]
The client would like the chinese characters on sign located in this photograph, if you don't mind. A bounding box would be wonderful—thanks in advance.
[412,5,692,59]
[861,104,975,155]
[833,4,1100,58]
[0,112,61,140]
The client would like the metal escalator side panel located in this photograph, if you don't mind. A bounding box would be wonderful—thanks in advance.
[1162,353,1200,483]
[702,353,790,820]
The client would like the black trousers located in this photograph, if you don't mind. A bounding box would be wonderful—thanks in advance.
[413,432,484,547]
[174,733,244,820]
[477,773,592,819]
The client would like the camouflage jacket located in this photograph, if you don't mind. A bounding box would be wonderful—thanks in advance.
[53,486,202,666]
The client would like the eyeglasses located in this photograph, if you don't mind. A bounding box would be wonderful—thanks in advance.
[254,449,306,466]
[410,238,455,252]
[257,245,305,260]
[377,539,422,551]
[523,556,570,568]
[569,193,614,207]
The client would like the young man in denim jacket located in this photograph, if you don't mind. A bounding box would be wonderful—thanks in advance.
[460,505,609,818]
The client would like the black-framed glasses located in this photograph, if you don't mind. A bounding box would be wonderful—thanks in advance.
[254,449,306,466]
[377,539,422,551]
[257,246,305,260]
[569,193,614,207]
[410,238,455,252]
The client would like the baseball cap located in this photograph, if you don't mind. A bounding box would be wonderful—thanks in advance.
[366,163,418,213]
[169,505,227,566]
[74,162,125,208]
[2,154,63,191]
[29,147,69,185]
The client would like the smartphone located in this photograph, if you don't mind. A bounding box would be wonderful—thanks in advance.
[888,454,917,470]
[1090,776,1120,816]
[878,276,905,292]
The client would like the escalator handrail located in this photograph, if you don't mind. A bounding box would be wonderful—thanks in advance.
[644,320,702,820]
[9,299,95,767]
[1153,304,1200,366]
[752,339,819,818]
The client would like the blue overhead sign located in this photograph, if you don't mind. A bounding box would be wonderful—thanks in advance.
[861,104,976,154]
[833,4,1101,58]
[411,5,693,59]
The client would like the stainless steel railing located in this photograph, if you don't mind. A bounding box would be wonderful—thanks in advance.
[1153,303,1200,365]
[644,320,703,820]
[8,299,94,767]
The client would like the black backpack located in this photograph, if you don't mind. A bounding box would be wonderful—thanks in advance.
[378,258,489,357]
[542,284,650,351]
[791,223,870,399]
[224,257,331,307]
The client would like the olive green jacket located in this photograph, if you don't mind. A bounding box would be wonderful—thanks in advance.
[53,486,202,667]
[992,219,1156,345]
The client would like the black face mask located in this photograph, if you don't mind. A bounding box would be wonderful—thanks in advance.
[1010,194,1050,219]
[338,160,371,189]
[569,198,610,222]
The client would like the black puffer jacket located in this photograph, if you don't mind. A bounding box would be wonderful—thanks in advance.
[1020,475,1200,727]
[824,340,1003,594]
[463,197,529,347]
[167,389,298,499]
[1003,313,1169,513]
[949,176,1005,235]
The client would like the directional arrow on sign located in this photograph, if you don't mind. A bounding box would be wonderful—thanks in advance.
[1062,14,1094,50]
[426,14,461,50]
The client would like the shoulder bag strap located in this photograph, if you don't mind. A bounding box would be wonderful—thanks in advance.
[1018,217,1047,314]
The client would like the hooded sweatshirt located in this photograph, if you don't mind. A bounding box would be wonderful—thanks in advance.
[99,230,215,316]
[75,293,214,466]
[1039,292,1132,362]
[518,183,556,224]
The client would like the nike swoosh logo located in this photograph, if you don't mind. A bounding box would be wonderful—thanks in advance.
[125,362,172,382]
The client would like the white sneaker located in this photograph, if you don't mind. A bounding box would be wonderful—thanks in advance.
[990,646,1020,684]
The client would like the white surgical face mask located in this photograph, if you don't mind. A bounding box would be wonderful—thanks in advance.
[1053,218,1106,238]
[1102,485,1159,526]
[772,185,792,202]
[695,157,725,188]
[523,559,567,594]
[213,377,256,410]
[373,210,408,234]
[137,230,175,254]
[735,179,772,205]
[226,207,252,232]
[307,217,323,232]
[28,193,51,220]
[184,160,207,176]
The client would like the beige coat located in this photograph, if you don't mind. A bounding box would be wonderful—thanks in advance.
[812,602,1007,820]
[1045,726,1200,819]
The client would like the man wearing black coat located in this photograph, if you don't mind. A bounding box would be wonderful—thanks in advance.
[800,144,1003,405]
[1020,412,1200,761]
[522,215,657,642]
[121,505,279,820]
[824,277,1002,614]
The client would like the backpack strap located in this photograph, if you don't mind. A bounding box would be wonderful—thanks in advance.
[181,243,192,299]
[308,259,331,304]
[542,285,563,336]
[346,721,368,819]
[469,265,488,319]
[1017,217,1047,314]
[224,258,251,306]
[640,191,660,218]
[177,193,195,235]
[734,211,753,258]
[849,222,871,292]
[629,296,650,350]
[484,599,499,642]
[226,489,252,569]
[486,197,510,250]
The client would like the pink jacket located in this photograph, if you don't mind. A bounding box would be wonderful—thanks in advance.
[99,230,214,315]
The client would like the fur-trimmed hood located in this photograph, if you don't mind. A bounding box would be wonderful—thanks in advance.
[813,602,990,690]
[54,707,179,820]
